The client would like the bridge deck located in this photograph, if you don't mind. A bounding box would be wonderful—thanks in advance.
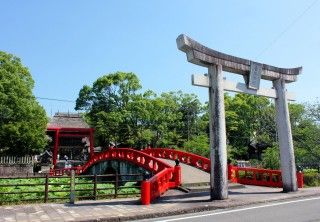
[161,159,210,185]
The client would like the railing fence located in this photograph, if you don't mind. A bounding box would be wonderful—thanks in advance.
[0,172,142,205]
[0,156,34,165]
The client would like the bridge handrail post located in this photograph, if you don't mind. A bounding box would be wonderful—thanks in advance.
[174,165,181,187]
[296,171,304,188]
[141,180,151,205]
[227,164,232,181]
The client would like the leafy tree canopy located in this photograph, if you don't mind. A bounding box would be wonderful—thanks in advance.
[0,51,48,156]
[75,72,205,149]
[75,71,320,168]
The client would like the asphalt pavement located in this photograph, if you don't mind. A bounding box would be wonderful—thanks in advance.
[141,196,320,222]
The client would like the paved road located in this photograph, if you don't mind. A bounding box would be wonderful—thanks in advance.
[141,196,320,222]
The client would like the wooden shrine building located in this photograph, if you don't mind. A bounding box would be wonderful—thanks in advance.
[47,113,94,169]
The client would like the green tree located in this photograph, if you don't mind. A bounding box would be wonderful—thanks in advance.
[75,73,206,149]
[0,51,48,156]
[183,134,209,157]
[261,146,280,170]
[147,92,182,147]
[148,91,204,148]
[75,72,142,147]
[225,94,275,160]
[289,103,320,165]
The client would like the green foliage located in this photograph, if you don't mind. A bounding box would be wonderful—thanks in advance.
[76,72,142,147]
[249,159,262,168]
[75,73,205,149]
[261,146,280,170]
[225,93,276,159]
[0,51,48,155]
[303,171,320,187]
[183,134,209,157]
[289,103,320,165]
[75,71,320,167]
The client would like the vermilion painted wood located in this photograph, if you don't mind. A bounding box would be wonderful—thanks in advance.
[47,127,95,166]
[227,165,303,188]
[142,148,303,188]
[49,148,303,204]
[142,148,211,172]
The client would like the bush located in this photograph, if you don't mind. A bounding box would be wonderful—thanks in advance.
[183,134,209,158]
[303,171,320,187]
[262,146,280,170]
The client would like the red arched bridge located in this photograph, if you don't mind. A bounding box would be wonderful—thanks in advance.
[50,148,304,205]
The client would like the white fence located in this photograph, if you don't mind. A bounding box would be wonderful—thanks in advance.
[0,156,34,165]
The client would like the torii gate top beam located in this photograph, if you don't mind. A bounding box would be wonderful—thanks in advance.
[176,34,302,83]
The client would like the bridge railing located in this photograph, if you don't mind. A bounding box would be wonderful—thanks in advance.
[143,148,303,189]
[50,148,304,205]
[142,148,210,172]
[50,166,83,176]
[80,148,181,205]
[228,165,304,188]
[141,165,181,205]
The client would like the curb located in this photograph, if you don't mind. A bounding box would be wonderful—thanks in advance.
[75,191,320,222]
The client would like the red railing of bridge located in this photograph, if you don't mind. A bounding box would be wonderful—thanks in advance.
[49,166,83,176]
[142,148,211,172]
[49,148,303,204]
[72,148,181,205]
[228,165,304,188]
[143,148,303,188]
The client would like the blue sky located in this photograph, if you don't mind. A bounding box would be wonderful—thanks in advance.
[1,1,320,115]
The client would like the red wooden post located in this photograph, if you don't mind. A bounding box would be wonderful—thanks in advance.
[234,167,239,183]
[141,180,151,205]
[174,165,181,187]
[53,129,60,167]
[228,164,232,181]
[296,171,304,188]
[89,128,94,159]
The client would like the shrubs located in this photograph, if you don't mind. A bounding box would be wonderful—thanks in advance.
[261,146,280,170]
[303,169,320,187]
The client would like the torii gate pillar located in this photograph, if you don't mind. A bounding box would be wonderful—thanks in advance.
[208,65,228,199]
[177,34,302,199]
[273,79,297,192]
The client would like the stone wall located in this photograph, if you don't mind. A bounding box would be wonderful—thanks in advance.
[0,164,34,177]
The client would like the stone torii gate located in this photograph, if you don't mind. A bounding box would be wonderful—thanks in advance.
[176,34,302,200]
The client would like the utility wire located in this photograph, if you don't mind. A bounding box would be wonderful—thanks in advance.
[36,97,75,103]
[256,0,319,59]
